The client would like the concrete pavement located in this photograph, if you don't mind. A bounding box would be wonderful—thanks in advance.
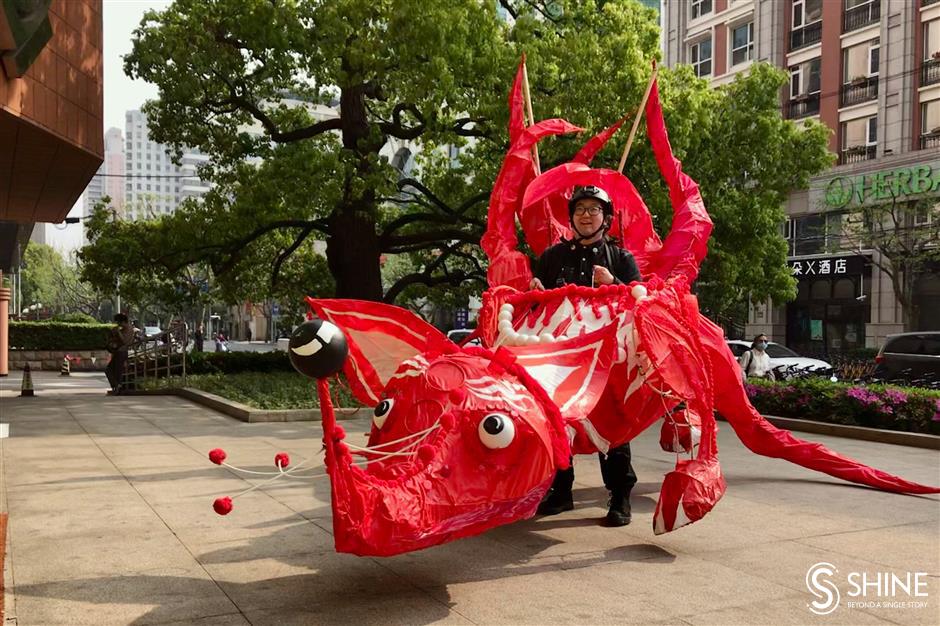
[0,376,938,625]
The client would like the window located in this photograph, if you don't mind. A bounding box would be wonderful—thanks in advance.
[766,344,799,358]
[691,0,712,19]
[792,0,822,28]
[922,100,940,146]
[868,41,880,76]
[843,39,880,82]
[690,39,712,77]
[790,58,821,97]
[925,20,940,61]
[731,22,754,66]
[867,116,877,144]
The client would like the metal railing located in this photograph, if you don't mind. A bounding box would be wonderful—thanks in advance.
[922,58,940,87]
[922,0,939,8]
[839,144,877,164]
[786,92,821,119]
[920,132,940,149]
[840,75,878,107]
[120,322,188,390]
[790,21,822,52]
[843,0,880,33]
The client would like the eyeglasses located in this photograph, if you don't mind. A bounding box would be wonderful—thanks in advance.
[573,206,603,216]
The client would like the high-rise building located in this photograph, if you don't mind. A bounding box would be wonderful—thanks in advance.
[123,109,209,220]
[661,0,940,353]
[84,127,123,217]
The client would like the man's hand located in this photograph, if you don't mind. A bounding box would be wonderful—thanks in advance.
[593,265,614,286]
[530,277,545,290]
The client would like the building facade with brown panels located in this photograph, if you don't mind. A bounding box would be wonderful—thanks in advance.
[662,0,940,356]
[0,0,103,270]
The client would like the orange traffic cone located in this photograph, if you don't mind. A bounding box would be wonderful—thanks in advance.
[21,363,35,397]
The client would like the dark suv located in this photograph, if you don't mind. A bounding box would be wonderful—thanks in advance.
[874,332,940,381]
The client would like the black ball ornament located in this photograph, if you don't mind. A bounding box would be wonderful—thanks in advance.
[288,318,348,379]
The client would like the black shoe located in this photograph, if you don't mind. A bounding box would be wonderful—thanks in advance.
[604,492,631,527]
[537,489,574,516]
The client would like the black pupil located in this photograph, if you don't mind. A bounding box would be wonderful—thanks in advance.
[483,415,504,435]
[375,400,390,417]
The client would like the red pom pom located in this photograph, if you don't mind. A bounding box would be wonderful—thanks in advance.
[213,496,233,515]
[274,452,290,469]
[417,445,435,464]
[449,388,467,405]
[208,448,227,465]
[439,413,456,430]
[333,425,347,440]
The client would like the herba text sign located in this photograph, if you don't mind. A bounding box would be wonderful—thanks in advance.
[825,164,940,209]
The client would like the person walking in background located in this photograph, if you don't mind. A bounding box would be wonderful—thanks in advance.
[738,334,776,381]
[105,313,136,394]
[193,324,204,352]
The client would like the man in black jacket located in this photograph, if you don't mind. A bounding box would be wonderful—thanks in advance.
[531,185,640,526]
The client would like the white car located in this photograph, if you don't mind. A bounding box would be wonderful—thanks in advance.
[726,340,832,379]
[447,329,481,346]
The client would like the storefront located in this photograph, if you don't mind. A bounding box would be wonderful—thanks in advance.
[785,254,871,356]
[749,154,940,353]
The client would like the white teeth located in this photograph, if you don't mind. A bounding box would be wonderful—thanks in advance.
[500,303,514,315]
[498,311,513,322]
[316,321,339,343]
[631,285,648,300]
[291,338,323,356]
[538,332,555,343]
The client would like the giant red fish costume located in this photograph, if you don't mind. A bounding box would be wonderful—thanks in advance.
[214,60,939,557]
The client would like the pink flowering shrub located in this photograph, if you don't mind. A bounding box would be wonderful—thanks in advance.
[742,378,940,435]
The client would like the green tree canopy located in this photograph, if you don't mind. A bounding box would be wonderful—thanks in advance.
[21,243,103,317]
[80,0,833,320]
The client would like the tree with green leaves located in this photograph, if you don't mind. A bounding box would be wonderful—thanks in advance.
[80,0,833,320]
[21,243,103,317]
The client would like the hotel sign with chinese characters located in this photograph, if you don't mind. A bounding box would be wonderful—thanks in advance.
[788,255,866,279]
[824,163,940,209]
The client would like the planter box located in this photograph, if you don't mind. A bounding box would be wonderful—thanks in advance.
[9,349,111,371]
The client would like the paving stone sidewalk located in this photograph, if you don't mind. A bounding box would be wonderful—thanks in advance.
[0,375,938,625]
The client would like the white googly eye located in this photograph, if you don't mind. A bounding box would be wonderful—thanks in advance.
[478,413,515,449]
[373,399,394,429]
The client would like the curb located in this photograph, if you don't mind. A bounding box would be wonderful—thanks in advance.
[122,387,369,423]
[760,414,940,451]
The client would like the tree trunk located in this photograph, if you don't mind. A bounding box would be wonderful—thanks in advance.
[327,208,384,301]
[327,77,385,302]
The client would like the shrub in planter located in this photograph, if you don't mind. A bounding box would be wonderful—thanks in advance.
[186,350,294,374]
[743,378,940,435]
[10,321,111,350]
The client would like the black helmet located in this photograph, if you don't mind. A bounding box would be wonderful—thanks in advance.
[568,185,612,217]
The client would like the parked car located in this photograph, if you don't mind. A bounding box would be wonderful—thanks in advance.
[726,340,832,379]
[873,332,940,382]
[447,329,481,346]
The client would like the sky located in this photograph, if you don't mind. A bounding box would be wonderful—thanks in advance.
[47,0,170,253]
[103,0,172,132]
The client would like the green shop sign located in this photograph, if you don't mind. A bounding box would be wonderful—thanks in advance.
[824,164,940,209]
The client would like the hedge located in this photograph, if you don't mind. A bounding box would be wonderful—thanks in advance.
[10,321,112,350]
[186,350,295,374]
[744,378,940,436]
[142,372,362,409]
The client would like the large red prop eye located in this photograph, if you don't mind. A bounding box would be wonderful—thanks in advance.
[373,399,394,429]
[478,413,515,449]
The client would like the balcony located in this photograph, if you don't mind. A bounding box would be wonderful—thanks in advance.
[786,93,821,119]
[840,144,877,164]
[843,1,880,33]
[922,58,940,87]
[790,21,822,52]
[923,0,940,7]
[920,131,940,149]
[840,75,878,107]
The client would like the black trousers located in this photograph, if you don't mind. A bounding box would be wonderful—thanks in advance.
[105,351,128,391]
[549,442,637,496]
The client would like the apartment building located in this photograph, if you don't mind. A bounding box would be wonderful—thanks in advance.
[662,0,940,355]
[123,109,209,220]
